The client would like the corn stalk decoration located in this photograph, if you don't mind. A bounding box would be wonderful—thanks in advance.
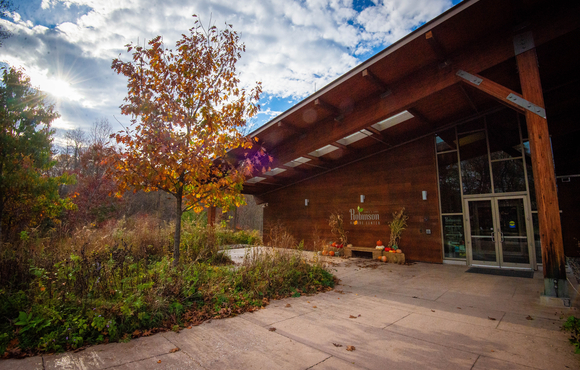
[329,211,348,245]
[388,208,408,249]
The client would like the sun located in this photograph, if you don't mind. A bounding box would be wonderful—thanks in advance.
[41,77,78,101]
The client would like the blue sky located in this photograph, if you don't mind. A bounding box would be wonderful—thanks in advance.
[1,0,461,140]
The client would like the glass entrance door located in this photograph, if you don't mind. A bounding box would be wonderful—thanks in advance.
[465,196,532,268]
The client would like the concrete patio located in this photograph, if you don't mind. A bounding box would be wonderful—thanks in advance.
[2,251,579,369]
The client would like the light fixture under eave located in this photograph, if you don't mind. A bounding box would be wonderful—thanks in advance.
[308,144,339,157]
[336,129,373,146]
[246,177,266,184]
[284,157,311,167]
[371,110,414,131]
[263,167,286,176]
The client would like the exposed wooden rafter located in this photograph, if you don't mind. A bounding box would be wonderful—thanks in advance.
[425,30,451,68]
[458,84,479,113]
[314,98,344,122]
[362,69,392,98]
[277,120,304,135]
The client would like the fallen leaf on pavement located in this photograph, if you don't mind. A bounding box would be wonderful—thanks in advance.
[170,348,180,353]
[157,360,161,363]
[488,317,496,321]
[346,346,356,351]
[526,315,534,320]
[269,327,276,332]
[285,304,291,308]
[333,343,343,347]
[313,306,317,308]
[431,310,435,312]
[349,315,357,319]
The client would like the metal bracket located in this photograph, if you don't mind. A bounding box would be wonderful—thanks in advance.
[506,93,546,118]
[513,31,535,56]
[456,70,482,85]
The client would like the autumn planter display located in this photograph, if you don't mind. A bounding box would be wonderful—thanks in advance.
[322,242,344,257]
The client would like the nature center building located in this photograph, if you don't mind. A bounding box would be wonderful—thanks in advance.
[232,0,580,300]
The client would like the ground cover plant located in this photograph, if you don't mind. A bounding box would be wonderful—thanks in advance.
[0,214,333,358]
[562,316,580,354]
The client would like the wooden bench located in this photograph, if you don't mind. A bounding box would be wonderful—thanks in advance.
[344,246,405,264]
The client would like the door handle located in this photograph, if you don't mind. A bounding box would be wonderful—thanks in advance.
[500,232,504,242]
[491,232,495,242]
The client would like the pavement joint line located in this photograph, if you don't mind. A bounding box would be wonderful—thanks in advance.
[469,354,481,370]
[161,332,206,369]
[382,323,483,358]
[270,329,372,370]
[494,311,507,329]
[381,312,412,329]
[304,354,333,370]
[98,350,184,370]
[433,288,449,301]
[41,355,46,370]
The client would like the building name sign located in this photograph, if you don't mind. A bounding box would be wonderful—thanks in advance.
[349,208,381,226]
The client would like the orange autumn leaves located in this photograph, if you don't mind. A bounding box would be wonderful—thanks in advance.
[110,16,268,264]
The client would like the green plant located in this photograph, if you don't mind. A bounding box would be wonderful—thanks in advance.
[388,208,409,249]
[563,316,580,354]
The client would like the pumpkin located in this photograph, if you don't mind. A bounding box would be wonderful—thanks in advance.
[381,256,387,262]
[329,251,335,256]
[396,249,402,254]
[331,242,337,247]
[321,250,328,256]
[376,240,383,246]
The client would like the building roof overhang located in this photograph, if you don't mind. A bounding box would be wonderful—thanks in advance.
[234,0,580,198]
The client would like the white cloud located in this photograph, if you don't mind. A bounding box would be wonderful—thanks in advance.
[2,0,454,135]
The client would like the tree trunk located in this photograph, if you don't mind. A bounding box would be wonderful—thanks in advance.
[173,189,183,266]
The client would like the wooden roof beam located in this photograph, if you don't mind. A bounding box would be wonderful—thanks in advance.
[455,69,542,117]
[407,108,436,130]
[277,120,304,135]
[314,98,344,122]
[459,84,479,113]
[425,30,451,68]
[265,5,577,170]
[362,69,392,98]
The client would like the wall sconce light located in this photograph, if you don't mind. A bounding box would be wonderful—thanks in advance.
[360,195,365,203]
[422,191,427,201]
[305,199,309,206]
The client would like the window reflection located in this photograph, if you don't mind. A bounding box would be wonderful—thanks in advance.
[492,159,526,193]
[459,131,492,194]
[438,152,462,213]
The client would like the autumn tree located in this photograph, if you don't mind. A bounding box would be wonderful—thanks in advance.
[111,17,265,265]
[0,66,75,244]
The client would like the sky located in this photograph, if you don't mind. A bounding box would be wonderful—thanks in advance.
[1,0,461,140]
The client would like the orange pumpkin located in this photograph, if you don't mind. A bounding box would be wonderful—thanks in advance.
[331,242,337,247]
[381,256,387,262]
[329,251,335,256]
[322,250,328,256]
[396,249,403,254]
[376,240,383,246]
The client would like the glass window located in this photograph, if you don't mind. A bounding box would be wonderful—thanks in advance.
[492,159,526,193]
[442,215,466,259]
[459,131,492,195]
[438,152,462,213]
[436,128,457,152]
[487,111,522,160]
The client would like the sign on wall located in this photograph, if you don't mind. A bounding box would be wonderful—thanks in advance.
[349,206,381,226]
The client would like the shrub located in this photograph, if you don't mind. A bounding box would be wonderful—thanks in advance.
[0,214,333,357]
[563,316,580,354]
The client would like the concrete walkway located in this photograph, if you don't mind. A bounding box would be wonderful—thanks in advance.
[2,252,579,369]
